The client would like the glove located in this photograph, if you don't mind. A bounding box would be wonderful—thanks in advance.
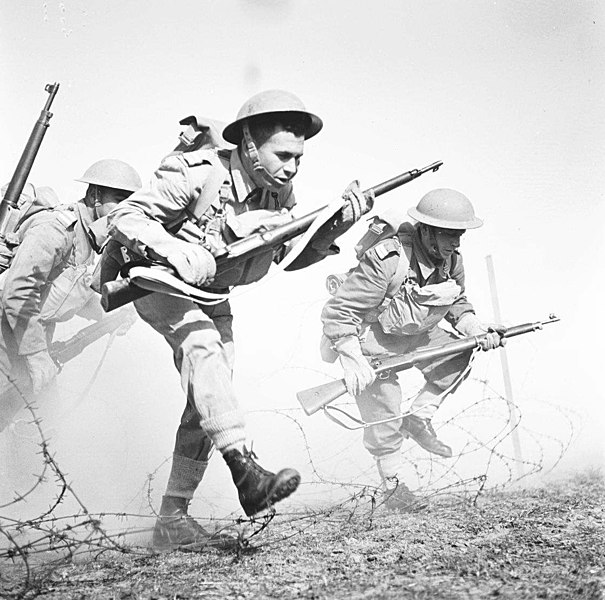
[164,240,217,286]
[456,313,507,351]
[340,180,374,227]
[334,336,376,396]
[25,349,58,394]
[311,181,375,252]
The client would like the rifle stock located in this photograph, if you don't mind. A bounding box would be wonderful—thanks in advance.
[100,161,444,312]
[297,316,560,415]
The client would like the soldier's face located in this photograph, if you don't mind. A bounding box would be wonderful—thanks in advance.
[423,226,465,260]
[255,130,304,189]
[93,186,131,219]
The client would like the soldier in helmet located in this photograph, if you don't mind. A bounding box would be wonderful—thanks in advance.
[0,159,141,431]
[103,89,373,550]
[321,188,505,510]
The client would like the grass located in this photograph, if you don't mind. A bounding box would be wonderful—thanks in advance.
[1,470,603,599]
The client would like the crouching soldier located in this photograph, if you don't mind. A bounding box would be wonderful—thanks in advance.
[320,189,505,510]
[102,89,373,550]
[0,160,141,431]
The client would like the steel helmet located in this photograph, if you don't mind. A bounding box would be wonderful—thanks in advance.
[75,159,142,193]
[223,89,323,145]
[408,188,483,229]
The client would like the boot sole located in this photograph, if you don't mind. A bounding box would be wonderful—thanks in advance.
[243,471,301,516]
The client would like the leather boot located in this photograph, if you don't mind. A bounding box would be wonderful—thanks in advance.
[223,447,300,516]
[383,478,428,512]
[152,495,236,551]
[401,415,452,458]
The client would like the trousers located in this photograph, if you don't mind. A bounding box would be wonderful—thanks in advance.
[134,292,246,463]
[356,323,472,458]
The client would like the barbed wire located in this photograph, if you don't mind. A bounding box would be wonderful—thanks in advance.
[0,359,580,600]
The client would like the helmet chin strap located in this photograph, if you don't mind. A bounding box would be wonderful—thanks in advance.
[422,225,442,261]
[241,122,288,192]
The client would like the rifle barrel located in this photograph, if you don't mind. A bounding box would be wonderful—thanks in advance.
[297,316,560,415]
[101,161,443,311]
[0,83,60,232]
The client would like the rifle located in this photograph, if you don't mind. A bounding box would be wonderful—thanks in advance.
[0,308,132,431]
[101,160,444,311]
[0,83,60,244]
[297,315,560,416]
[49,308,133,368]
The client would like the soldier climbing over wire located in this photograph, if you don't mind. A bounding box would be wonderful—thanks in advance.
[320,188,506,510]
[0,160,141,432]
[100,89,373,551]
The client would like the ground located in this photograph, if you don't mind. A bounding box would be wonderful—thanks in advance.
[1,470,603,600]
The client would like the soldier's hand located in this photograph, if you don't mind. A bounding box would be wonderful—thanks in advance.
[457,314,507,351]
[334,336,376,396]
[25,349,58,394]
[340,180,374,226]
[481,324,507,351]
[165,241,216,286]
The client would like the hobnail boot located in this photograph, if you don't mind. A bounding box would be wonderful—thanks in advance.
[152,495,236,551]
[401,415,453,458]
[223,447,300,516]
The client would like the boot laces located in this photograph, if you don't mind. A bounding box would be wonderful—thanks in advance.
[242,443,273,477]
[424,419,437,437]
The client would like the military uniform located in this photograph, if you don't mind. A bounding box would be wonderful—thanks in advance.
[0,203,102,430]
[106,147,341,498]
[321,222,476,459]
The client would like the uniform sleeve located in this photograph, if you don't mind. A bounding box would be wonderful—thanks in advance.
[321,243,398,341]
[107,153,213,259]
[1,219,73,355]
[444,252,475,327]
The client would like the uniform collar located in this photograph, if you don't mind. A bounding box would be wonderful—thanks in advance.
[412,225,449,279]
[229,148,257,203]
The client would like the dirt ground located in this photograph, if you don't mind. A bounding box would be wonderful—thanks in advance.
[1,470,603,600]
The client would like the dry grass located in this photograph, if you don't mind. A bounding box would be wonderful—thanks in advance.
[1,470,603,600]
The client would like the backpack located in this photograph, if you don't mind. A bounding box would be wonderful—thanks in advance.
[0,183,60,273]
[325,204,414,305]
[320,207,414,362]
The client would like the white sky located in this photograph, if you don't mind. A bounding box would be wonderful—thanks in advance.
[1,1,603,513]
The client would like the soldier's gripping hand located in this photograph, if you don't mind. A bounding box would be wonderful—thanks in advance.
[163,240,217,286]
[334,336,376,396]
[25,349,58,394]
[340,180,375,226]
[456,314,507,351]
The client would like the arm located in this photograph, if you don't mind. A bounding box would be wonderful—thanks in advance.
[321,241,399,342]
[447,252,505,350]
[107,154,216,286]
[2,216,72,355]
[444,252,475,329]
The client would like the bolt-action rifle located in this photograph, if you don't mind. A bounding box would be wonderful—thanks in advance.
[49,307,133,368]
[297,315,560,416]
[0,307,132,431]
[100,160,444,312]
[0,83,60,271]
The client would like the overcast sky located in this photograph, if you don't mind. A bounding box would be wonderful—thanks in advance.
[1,1,603,514]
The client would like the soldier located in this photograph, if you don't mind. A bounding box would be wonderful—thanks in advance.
[320,189,505,510]
[103,89,373,550]
[0,160,141,431]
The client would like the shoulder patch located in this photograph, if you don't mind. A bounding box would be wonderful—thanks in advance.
[374,237,401,260]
